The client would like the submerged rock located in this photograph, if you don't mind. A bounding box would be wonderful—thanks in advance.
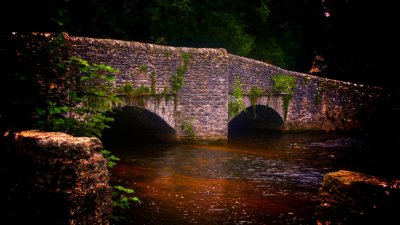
[316,170,400,225]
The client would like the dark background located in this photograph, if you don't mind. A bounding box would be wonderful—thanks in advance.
[1,0,397,88]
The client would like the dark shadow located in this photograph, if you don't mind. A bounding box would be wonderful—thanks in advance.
[228,105,284,138]
[101,106,176,147]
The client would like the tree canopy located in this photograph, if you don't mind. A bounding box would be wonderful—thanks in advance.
[1,0,396,87]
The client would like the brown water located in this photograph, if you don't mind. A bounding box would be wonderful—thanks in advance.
[109,133,397,224]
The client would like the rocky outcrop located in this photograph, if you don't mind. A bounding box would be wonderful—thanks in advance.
[316,170,400,225]
[3,130,112,224]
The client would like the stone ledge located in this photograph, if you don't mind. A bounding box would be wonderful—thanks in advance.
[13,130,103,159]
[4,130,112,224]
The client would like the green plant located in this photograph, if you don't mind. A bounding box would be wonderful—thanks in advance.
[102,149,141,223]
[180,118,195,137]
[314,88,323,105]
[170,52,191,94]
[109,185,141,222]
[36,56,120,137]
[101,149,120,168]
[160,85,171,105]
[228,76,246,120]
[3,33,72,133]
[169,52,191,110]
[270,74,297,121]
[181,52,191,65]
[112,186,141,209]
[270,74,297,95]
[118,83,134,95]
[150,71,157,94]
[135,85,151,107]
[137,64,148,73]
[21,34,137,224]
[322,80,340,90]
[134,84,151,95]
[118,83,151,107]
[164,51,173,59]
[249,86,263,118]
[170,66,185,94]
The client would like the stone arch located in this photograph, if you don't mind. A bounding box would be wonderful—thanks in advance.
[243,95,285,121]
[115,96,176,129]
[228,95,286,123]
[228,105,284,134]
[102,104,177,145]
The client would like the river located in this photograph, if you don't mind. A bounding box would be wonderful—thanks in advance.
[108,132,398,224]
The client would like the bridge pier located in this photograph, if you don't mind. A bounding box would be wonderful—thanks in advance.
[113,95,229,142]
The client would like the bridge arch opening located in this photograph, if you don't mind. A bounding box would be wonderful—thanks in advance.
[228,105,284,137]
[101,106,176,146]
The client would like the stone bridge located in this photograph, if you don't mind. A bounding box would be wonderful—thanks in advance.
[70,36,386,141]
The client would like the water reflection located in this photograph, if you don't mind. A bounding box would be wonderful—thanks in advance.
[109,133,395,224]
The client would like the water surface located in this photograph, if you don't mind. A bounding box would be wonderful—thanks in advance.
[109,133,397,224]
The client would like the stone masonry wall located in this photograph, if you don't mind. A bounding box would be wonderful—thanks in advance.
[228,54,386,131]
[69,37,230,141]
[68,36,386,140]
[3,130,112,224]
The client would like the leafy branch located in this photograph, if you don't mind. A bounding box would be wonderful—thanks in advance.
[270,74,297,121]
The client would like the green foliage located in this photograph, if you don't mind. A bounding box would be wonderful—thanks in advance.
[118,83,151,107]
[270,74,297,121]
[133,84,151,95]
[1,32,73,132]
[18,0,380,79]
[170,65,185,94]
[119,83,134,94]
[170,52,190,94]
[181,52,191,65]
[180,118,195,137]
[228,76,246,120]
[101,149,120,168]
[141,0,261,56]
[110,183,141,223]
[102,149,141,223]
[323,81,340,90]
[36,56,120,137]
[270,74,297,95]
[169,52,190,110]
[118,83,151,96]
[249,86,264,118]
[110,185,141,222]
[251,37,287,68]
[164,51,173,59]
[37,0,271,58]
[282,95,291,121]
[137,64,148,73]
[201,11,255,55]
[112,185,141,210]
[4,32,140,224]
[150,71,157,94]
[161,86,171,105]
[314,89,323,105]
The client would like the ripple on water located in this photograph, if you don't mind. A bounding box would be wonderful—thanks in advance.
[110,134,371,224]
